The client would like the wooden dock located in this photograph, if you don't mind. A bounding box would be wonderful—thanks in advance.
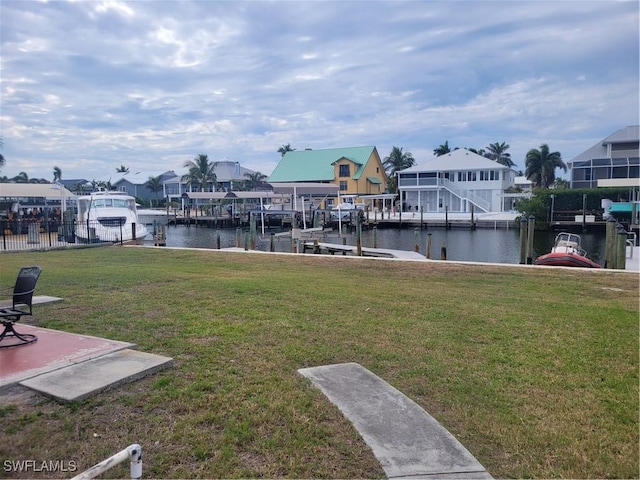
[300,241,426,260]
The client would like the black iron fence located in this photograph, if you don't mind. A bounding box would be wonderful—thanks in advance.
[0,218,134,251]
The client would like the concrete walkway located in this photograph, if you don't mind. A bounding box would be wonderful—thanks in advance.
[299,363,492,479]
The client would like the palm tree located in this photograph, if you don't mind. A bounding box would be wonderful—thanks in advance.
[116,165,130,174]
[53,166,62,183]
[244,171,267,191]
[182,153,218,192]
[383,146,415,193]
[433,141,452,156]
[12,172,29,183]
[277,144,295,157]
[145,175,164,207]
[486,142,515,168]
[525,144,567,188]
[72,181,88,194]
[467,148,486,157]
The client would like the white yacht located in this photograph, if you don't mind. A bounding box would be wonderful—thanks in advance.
[75,191,148,243]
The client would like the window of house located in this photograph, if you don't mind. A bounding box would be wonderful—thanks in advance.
[339,164,350,177]
[339,180,348,191]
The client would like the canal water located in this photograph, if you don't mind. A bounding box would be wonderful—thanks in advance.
[161,225,607,266]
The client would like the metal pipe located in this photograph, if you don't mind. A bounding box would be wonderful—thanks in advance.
[71,444,142,480]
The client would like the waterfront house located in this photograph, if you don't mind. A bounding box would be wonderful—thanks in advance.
[163,161,260,209]
[113,170,178,205]
[397,149,516,213]
[568,125,640,189]
[267,146,387,208]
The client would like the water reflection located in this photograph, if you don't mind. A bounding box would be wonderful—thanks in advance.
[163,225,606,266]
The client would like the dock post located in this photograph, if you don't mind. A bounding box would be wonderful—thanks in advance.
[604,218,616,268]
[249,213,256,250]
[420,206,424,230]
[313,239,320,254]
[582,194,587,232]
[244,230,249,251]
[216,229,221,249]
[519,217,527,264]
[426,233,432,259]
[373,226,378,248]
[236,227,242,248]
[291,236,296,253]
[270,233,275,252]
[440,245,447,260]
[470,205,476,230]
[526,215,535,264]
[414,228,419,253]
[616,225,627,270]
[356,214,362,256]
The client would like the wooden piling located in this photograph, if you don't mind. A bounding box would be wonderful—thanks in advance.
[236,227,241,248]
[519,217,527,264]
[616,225,627,270]
[249,214,256,250]
[526,216,535,264]
[270,233,275,252]
[604,218,617,268]
[440,245,447,260]
[426,233,432,259]
[216,229,221,249]
[414,228,419,253]
[373,226,378,248]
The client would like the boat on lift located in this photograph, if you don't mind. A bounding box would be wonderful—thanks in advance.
[534,232,601,268]
[75,191,148,243]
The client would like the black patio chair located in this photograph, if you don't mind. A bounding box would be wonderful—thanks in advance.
[0,266,42,348]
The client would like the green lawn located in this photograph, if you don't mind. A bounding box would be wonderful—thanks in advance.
[0,246,638,479]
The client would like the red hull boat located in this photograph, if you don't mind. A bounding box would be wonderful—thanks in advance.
[534,232,601,268]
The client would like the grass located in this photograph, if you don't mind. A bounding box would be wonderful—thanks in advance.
[0,246,638,479]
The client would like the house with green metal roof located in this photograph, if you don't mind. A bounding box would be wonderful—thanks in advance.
[267,146,387,206]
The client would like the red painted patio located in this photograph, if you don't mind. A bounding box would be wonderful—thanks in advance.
[0,325,134,389]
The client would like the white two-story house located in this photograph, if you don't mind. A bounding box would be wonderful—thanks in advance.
[397,149,516,213]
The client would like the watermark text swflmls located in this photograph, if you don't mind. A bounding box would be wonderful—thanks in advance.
[3,460,78,473]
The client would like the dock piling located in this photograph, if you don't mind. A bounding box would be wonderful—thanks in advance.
[526,215,535,264]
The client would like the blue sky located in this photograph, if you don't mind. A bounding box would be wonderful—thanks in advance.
[1,0,638,182]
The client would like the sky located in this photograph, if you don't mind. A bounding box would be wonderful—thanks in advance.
[1,0,638,183]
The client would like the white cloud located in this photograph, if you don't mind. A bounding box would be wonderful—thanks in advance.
[0,0,637,181]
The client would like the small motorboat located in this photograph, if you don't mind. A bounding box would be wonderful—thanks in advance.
[534,232,601,268]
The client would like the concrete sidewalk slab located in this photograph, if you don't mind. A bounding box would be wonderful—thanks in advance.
[20,349,173,402]
[298,363,492,479]
[0,295,63,308]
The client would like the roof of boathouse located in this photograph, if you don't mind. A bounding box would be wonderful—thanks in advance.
[400,148,511,173]
[268,146,377,182]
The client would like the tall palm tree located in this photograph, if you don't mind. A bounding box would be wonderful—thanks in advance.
[145,175,164,207]
[486,142,515,168]
[244,171,267,191]
[433,141,452,156]
[277,144,295,157]
[383,146,415,193]
[53,166,62,183]
[182,153,218,192]
[116,165,130,174]
[525,144,567,188]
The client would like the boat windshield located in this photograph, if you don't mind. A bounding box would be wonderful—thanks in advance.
[90,198,135,209]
